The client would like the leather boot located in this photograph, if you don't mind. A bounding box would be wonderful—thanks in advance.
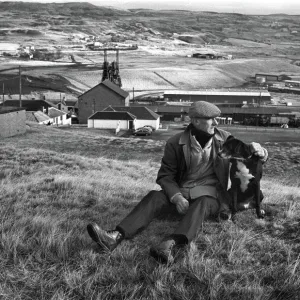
[149,238,177,264]
[87,222,123,251]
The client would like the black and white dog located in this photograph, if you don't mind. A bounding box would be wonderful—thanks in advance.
[218,137,265,219]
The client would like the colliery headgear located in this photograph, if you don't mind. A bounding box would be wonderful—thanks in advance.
[188,101,221,119]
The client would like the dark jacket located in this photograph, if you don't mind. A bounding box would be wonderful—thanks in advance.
[156,126,231,200]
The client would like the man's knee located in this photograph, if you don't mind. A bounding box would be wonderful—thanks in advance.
[193,196,220,214]
[141,190,168,205]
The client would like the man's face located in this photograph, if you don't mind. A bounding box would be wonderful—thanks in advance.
[192,117,218,134]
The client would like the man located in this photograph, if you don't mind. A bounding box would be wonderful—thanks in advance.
[87,101,268,264]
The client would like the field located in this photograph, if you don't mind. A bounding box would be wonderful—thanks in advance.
[0,123,300,299]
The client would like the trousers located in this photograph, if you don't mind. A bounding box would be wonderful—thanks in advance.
[116,190,220,244]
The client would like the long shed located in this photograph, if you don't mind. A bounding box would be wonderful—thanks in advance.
[163,91,271,105]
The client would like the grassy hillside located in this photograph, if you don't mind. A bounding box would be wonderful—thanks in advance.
[0,123,300,299]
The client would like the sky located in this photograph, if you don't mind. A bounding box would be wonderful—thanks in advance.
[1,0,300,15]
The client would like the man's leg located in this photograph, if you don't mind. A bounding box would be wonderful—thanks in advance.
[87,190,172,250]
[173,195,220,243]
[117,190,172,238]
[150,196,220,263]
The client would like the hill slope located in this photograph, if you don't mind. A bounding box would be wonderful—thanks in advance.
[0,124,300,299]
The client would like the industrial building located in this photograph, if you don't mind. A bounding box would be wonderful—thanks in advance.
[163,91,271,105]
[78,80,129,124]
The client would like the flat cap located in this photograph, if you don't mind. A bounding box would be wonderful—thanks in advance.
[188,101,221,119]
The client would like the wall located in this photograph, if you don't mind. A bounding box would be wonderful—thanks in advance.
[88,119,128,129]
[52,114,72,126]
[78,84,129,124]
[0,110,26,138]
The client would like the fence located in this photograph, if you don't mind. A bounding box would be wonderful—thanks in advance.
[219,124,300,133]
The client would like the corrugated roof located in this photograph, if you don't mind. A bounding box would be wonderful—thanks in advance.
[0,100,56,111]
[103,105,160,120]
[34,111,51,122]
[164,91,271,96]
[26,111,37,122]
[79,80,129,99]
[89,111,135,120]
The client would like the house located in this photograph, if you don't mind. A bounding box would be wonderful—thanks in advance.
[103,106,160,130]
[48,107,72,126]
[56,99,78,115]
[0,106,26,138]
[78,80,130,124]
[88,111,136,130]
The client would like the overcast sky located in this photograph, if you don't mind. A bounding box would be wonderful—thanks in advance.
[2,0,300,15]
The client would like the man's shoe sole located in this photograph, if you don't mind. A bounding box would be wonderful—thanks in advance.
[87,223,111,251]
[149,247,174,264]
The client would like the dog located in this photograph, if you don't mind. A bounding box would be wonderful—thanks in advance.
[218,137,265,220]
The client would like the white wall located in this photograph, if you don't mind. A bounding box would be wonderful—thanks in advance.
[88,119,128,129]
[52,114,72,126]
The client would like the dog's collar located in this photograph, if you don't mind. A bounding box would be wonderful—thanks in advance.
[231,154,253,161]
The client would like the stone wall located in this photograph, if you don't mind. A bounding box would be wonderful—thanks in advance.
[0,109,26,138]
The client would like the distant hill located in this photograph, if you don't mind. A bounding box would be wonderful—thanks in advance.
[0,1,130,17]
[0,1,300,49]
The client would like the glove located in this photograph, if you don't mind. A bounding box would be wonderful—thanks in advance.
[249,142,266,158]
[171,194,189,214]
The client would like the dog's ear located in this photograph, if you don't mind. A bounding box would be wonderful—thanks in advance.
[226,135,235,141]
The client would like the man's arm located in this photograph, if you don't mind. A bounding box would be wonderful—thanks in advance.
[156,141,190,214]
[156,141,182,199]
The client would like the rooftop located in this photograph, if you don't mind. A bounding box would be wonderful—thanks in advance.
[103,105,160,120]
[164,91,271,96]
[89,111,135,120]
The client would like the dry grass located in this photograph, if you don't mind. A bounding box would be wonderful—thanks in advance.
[0,123,300,299]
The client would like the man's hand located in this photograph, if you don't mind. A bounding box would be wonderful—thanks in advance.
[249,142,265,158]
[172,194,189,214]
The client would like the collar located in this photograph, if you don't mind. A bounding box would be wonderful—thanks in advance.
[179,126,225,145]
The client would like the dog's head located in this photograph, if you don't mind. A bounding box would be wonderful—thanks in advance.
[218,137,253,160]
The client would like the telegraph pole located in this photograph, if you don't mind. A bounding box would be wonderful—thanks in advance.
[2,82,4,106]
[19,65,22,108]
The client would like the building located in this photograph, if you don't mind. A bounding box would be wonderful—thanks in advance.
[255,73,285,82]
[163,91,271,105]
[78,80,129,124]
[88,111,135,130]
[48,107,72,126]
[103,106,160,130]
[0,106,26,138]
